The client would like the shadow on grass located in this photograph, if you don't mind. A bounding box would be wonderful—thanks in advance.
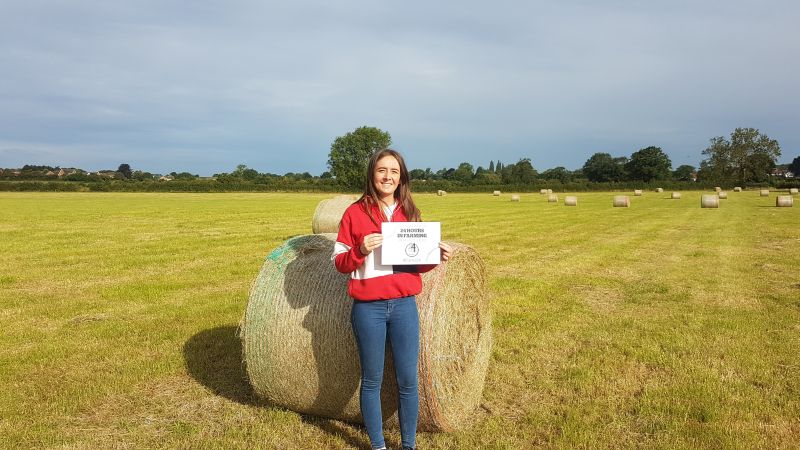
[183,325,372,449]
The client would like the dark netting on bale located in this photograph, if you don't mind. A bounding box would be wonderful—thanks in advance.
[311,195,358,234]
[240,233,491,432]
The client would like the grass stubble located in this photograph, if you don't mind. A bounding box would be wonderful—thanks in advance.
[0,191,798,449]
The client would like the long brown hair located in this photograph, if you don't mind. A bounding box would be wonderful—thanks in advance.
[359,148,421,225]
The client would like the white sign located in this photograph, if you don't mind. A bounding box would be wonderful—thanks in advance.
[380,222,441,265]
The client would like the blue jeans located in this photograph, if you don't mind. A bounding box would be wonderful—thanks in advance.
[351,296,420,449]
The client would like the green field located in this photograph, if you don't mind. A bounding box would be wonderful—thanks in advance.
[1,191,798,449]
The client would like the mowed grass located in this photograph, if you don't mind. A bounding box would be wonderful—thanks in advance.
[1,191,798,449]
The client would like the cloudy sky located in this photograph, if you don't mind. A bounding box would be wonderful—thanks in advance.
[1,0,798,176]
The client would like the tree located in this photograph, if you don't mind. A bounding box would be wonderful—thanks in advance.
[582,153,626,182]
[673,164,696,181]
[409,169,426,180]
[488,161,495,173]
[789,156,800,176]
[625,146,672,182]
[540,166,572,183]
[700,127,781,184]
[232,164,258,180]
[327,126,391,189]
[510,158,536,183]
[452,162,474,182]
[117,163,132,179]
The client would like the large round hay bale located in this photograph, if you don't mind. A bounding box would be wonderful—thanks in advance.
[776,195,794,207]
[241,234,492,432]
[760,189,770,197]
[510,194,520,202]
[564,196,577,206]
[312,195,358,234]
[714,186,722,192]
[539,189,548,195]
[547,194,558,203]
[492,190,501,196]
[656,188,664,193]
[718,191,728,199]
[734,186,742,192]
[671,192,682,199]
[437,190,447,196]
[633,189,642,196]
[790,188,798,195]
[701,194,719,208]
[613,195,630,207]
[546,189,553,195]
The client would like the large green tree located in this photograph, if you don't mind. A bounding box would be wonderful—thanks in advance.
[540,166,572,183]
[452,162,475,182]
[789,156,800,177]
[327,126,391,189]
[582,153,626,182]
[625,146,672,182]
[673,164,696,181]
[700,127,781,184]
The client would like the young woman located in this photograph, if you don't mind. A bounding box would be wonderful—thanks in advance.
[333,148,452,450]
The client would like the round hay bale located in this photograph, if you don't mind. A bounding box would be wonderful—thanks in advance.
[437,190,447,196]
[547,194,558,203]
[312,195,358,234]
[718,191,728,199]
[790,188,798,195]
[701,194,719,208]
[734,186,742,192]
[492,190,501,196]
[714,186,722,192]
[564,196,577,206]
[546,189,553,195]
[671,192,682,199]
[760,189,770,197]
[510,194,520,202]
[776,195,794,207]
[539,189,548,195]
[633,189,643,196]
[613,195,630,207]
[656,188,664,193]
[241,234,492,432]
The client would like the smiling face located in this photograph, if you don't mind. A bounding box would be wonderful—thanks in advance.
[373,154,401,204]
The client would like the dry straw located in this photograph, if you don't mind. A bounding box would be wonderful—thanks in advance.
[656,188,664,193]
[714,186,722,192]
[718,191,728,199]
[546,189,553,194]
[671,192,682,199]
[312,195,358,234]
[760,189,770,197]
[790,188,798,195]
[437,190,447,196]
[564,196,577,206]
[734,187,742,192]
[539,189,548,195]
[776,195,794,207]
[634,189,643,196]
[511,194,520,202]
[492,190,501,196]
[547,194,558,203]
[701,194,719,208]
[241,234,492,432]
[613,195,630,207]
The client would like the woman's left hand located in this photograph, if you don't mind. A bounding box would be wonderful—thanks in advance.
[439,242,452,262]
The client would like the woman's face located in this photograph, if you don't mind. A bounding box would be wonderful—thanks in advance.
[373,155,401,202]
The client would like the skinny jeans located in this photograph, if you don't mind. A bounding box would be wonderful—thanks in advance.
[351,295,419,449]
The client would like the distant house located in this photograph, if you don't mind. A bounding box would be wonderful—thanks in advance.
[159,175,174,181]
[772,168,795,178]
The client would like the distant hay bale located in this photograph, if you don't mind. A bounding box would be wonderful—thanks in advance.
[633,189,643,196]
[671,192,682,199]
[760,189,770,197]
[510,195,520,202]
[613,195,630,207]
[701,194,719,208]
[564,196,577,206]
[241,234,492,432]
[714,186,722,192]
[312,195,358,234]
[492,190,501,196]
[539,189,547,195]
[734,187,742,192]
[776,195,794,207]
[718,191,728,199]
[656,188,663,193]
[547,194,558,203]
[546,189,553,194]
[437,190,447,196]
[790,188,798,195]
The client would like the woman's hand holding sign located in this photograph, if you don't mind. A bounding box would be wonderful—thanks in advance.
[439,242,452,262]
[360,233,383,256]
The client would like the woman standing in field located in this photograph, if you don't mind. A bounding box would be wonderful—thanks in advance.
[333,148,452,450]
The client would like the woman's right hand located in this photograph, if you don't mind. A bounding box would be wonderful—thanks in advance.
[360,233,383,256]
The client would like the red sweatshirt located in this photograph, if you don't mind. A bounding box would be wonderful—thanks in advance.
[333,200,436,301]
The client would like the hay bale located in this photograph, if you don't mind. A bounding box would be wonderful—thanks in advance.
[547,194,558,203]
[718,191,728,199]
[312,195,358,234]
[492,190,501,196]
[760,189,769,197]
[546,189,553,194]
[539,189,548,195]
[633,189,642,196]
[734,187,742,192]
[701,194,719,208]
[671,192,681,199]
[437,190,447,196]
[776,195,794,207]
[656,188,663,193]
[241,234,492,432]
[613,195,630,207]
[510,194,520,202]
[564,196,577,206]
[790,188,798,195]
[714,186,722,192]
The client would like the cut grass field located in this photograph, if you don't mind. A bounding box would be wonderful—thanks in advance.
[1,191,798,449]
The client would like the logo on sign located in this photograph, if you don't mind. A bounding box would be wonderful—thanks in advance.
[405,242,419,257]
